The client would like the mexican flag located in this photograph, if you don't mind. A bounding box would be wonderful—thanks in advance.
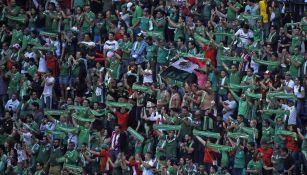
[161,57,205,81]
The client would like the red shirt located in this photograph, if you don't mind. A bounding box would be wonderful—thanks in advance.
[203,147,214,164]
[286,136,298,152]
[257,147,273,166]
[115,111,129,131]
[99,150,109,171]
[128,160,142,175]
[114,32,124,41]
[203,45,216,67]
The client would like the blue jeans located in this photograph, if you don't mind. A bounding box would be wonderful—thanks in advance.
[109,149,119,162]
[233,168,243,175]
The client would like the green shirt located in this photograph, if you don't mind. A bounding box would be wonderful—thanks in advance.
[289,54,304,77]
[132,5,143,26]
[78,126,90,146]
[80,11,95,33]
[139,16,150,31]
[65,149,78,165]
[36,144,51,163]
[227,2,242,21]
[118,40,133,60]
[8,71,21,94]
[262,126,274,143]
[247,160,262,175]
[10,29,23,46]
[234,148,245,168]
[145,44,158,62]
[274,125,285,146]
[73,0,84,8]
[48,147,63,166]
[157,47,168,64]
[153,18,166,34]
[164,136,177,159]
[27,64,37,77]
[60,61,71,76]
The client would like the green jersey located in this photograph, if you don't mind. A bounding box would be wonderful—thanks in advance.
[80,11,95,33]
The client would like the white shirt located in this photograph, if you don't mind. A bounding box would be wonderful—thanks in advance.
[284,79,294,93]
[143,69,153,84]
[294,85,304,98]
[5,99,20,112]
[223,100,237,122]
[250,58,259,73]
[281,104,297,125]
[38,57,47,73]
[103,40,119,57]
[235,28,254,47]
[22,132,32,146]
[43,76,55,96]
[142,159,154,175]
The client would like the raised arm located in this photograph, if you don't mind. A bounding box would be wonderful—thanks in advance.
[195,136,207,146]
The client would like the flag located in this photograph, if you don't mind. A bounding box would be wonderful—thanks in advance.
[161,58,202,81]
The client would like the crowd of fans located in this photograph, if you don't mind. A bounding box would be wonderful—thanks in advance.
[0,0,306,174]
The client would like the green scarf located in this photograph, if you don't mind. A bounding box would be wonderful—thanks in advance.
[105,101,133,110]
[6,15,27,23]
[244,91,262,99]
[128,127,144,142]
[39,31,58,38]
[132,84,153,95]
[227,132,249,139]
[253,58,279,67]
[193,129,220,139]
[153,124,181,131]
[221,56,243,62]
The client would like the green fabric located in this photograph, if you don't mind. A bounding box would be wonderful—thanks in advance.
[44,110,65,116]
[153,124,181,131]
[8,72,21,94]
[27,65,37,76]
[244,91,262,99]
[32,46,55,52]
[221,151,229,167]
[229,83,254,91]
[57,124,78,133]
[63,149,78,165]
[132,5,143,26]
[276,130,297,140]
[221,56,243,62]
[234,148,245,168]
[6,15,26,23]
[132,84,153,94]
[231,89,248,117]
[253,58,279,67]
[36,144,51,163]
[157,47,168,64]
[164,136,177,159]
[109,59,120,79]
[59,61,70,75]
[206,143,233,152]
[145,44,158,62]
[227,132,249,139]
[105,101,133,109]
[193,129,220,139]
[289,54,304,77]
[49,147,63,166]
[80,11,95,33]
[128,127,144,142]
[247,160,262,175]
[39,31,58,38]
[118,40,132,60]
[194,33,210,45]
[227,2,242,21]
[77,126,90,146]
[218,77,229,96]
[139,16,150,31]
[266,92,297,100]
[10,29,23,45]
[262,127,274,142]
